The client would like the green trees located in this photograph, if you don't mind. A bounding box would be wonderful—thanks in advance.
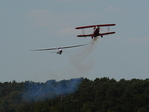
[0,78,149,112]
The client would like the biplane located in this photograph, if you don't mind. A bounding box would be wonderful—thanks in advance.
[75,24,116,38]
[30,44,87,55]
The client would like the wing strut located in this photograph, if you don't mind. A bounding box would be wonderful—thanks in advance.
[82,29,85,35]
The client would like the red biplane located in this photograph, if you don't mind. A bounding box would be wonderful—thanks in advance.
[75,24,116,38]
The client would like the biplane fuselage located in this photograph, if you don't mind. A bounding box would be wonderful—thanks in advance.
[93,26,100,38]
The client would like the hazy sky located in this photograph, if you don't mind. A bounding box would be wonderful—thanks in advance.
[1,0,149,82]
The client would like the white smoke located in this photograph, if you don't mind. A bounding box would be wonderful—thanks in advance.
[70,37,99,74]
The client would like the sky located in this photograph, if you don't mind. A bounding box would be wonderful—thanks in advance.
[0,0,149,82]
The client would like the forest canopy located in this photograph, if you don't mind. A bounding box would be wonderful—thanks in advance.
[0,77,149,112]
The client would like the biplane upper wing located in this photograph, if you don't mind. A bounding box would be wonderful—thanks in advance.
[77,34,93,37]
[75,24,116,29]
[30,44,87,51]
[99,32,115,36]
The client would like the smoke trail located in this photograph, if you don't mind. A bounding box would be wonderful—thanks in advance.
[70,37,99,74]
[22,38,99,102]
[22,78,83,102]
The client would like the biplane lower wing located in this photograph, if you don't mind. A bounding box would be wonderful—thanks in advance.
[77,34,93,37]
[99,32,115,36]
[77,32,115,37]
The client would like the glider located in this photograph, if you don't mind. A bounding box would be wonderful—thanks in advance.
[30,44,87,55]
[75,24,116,38]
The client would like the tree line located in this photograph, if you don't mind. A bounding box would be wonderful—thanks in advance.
[0,77,149,112]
